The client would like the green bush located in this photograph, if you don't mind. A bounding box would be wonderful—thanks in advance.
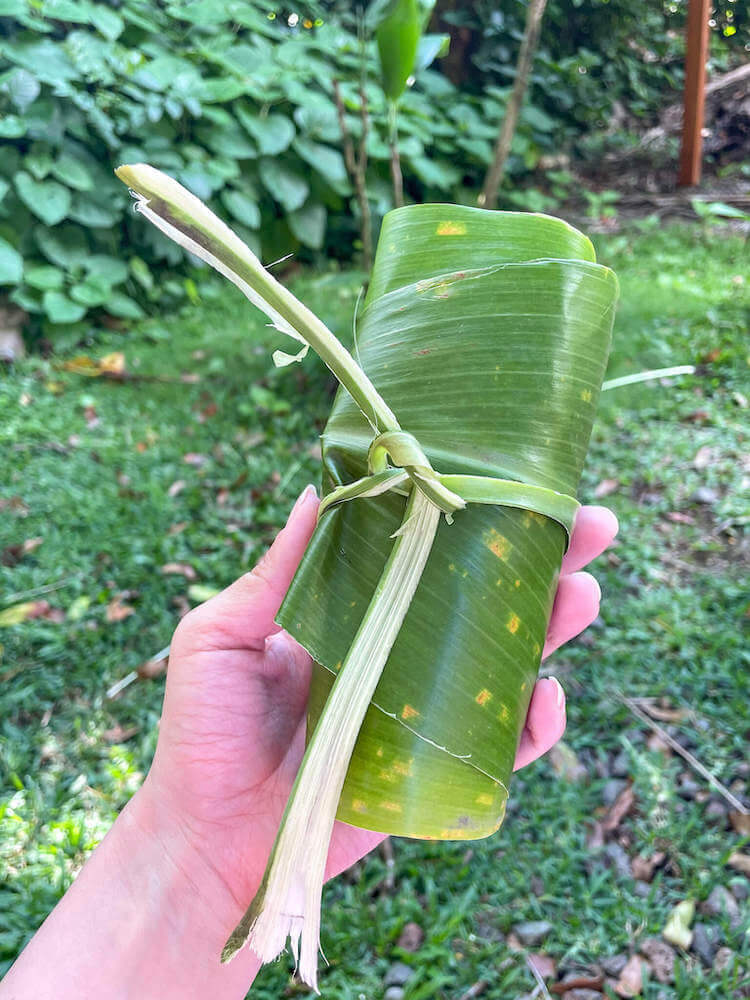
[0,0,573,340]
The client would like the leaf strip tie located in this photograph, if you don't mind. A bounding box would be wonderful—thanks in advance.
[320,430,579,544]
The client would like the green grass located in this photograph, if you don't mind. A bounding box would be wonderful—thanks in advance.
[1,224,748,997]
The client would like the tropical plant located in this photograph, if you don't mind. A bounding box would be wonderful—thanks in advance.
[115,162,618,989]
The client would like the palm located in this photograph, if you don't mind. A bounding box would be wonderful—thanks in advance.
[146,489,617,905]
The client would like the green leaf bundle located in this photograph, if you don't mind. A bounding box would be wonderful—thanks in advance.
[115,165,617,990]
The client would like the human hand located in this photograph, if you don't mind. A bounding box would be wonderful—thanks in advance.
[138,488,617,929]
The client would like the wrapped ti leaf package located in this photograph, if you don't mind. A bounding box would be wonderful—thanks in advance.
[116,165,618,991]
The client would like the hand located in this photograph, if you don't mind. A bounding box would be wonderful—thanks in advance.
[141,488,617,928]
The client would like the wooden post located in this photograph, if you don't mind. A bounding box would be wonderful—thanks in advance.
[678,0,711,187]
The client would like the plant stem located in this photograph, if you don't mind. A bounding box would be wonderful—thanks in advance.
[388,101,404,208]
[333,80,373,275]
[115,165,397,433]
[221,488,441,988]
[479,0,548,209]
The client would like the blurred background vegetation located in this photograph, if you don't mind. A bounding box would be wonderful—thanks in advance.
[0,0,748,345]
[1,1,749,997]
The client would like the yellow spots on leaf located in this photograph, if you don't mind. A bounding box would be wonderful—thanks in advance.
[496,703,510,724]
[380,800,402,813]
[581,388,593,403]
[476,793,494,807]
[376,746,384,758]
[351,799,367,814]
[475,688,493,707]
[401,704,419,720]
[532,641,541,658]
[520,681,528,692]
[449,562,456,572]
[496,577,504,587]
[506,612,521,635]
[392,759,413,777]
[379,769,397,783]
[514,579,521,588]
[334,660,342,671]
[485,528,511,560]
[349,600,357,607]
[436,221,467,236]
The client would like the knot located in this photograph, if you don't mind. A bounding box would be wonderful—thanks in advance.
[368,431,466,516]
[316,430,580,548]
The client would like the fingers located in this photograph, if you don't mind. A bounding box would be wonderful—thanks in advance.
[514,676,566,771]
[562,505,618,575]
[175,485,319,653]
[542,570,600,659]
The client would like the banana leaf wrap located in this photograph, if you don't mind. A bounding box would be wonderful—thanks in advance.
[277,204,618,841]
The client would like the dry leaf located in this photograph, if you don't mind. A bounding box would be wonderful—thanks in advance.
[0,496,29,516]
[167,479,186,498]
[1,536,43,567]
[631,851,666,883]
[161,562,197,581]
[550,973,604,994]
[549,740,588,782]
[662,900,694,950]
[586,821,605,850]
[594,478,620,498]
[728,812,750,836]
[614,955,643,997]
[19,391,32,406]
[106,596,135,622]
[396,922,424,953]
[183,452,208,467]
[692,446,714,470]
[664,511,694,524]
[103,724,140,743]
[62,352,126,378]
[602,785,635,834]
[527,953,556,979]
[168,521,188,536]
[636,699,689,723]
[727,852,750,875]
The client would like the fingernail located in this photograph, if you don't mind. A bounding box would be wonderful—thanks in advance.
[548,676,565,709]
[293,484,317,510]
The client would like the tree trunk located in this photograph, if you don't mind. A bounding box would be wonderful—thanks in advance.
[479,0,548,209]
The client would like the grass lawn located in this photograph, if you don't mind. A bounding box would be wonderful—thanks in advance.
[1,223,748,997]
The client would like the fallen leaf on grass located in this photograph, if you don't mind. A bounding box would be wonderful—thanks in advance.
[635,699,689,723]
[1,536,43,566]
[594,478,620,498]
[106,596,135,622]
[167,479,186,498]
[168,521,188,536]
[83,404,100,428]
[161,562,197,580]
[664,511,694,524]
[727,852,750,876]
[527,953,556,980]
[0,496,29,516]
[614,955,643,997]
[692,446,715,470]
[728,812,750,836]
[396,922,424,953]
[103,724,140,743]
[602,785,635,834]
[550,973,604,994]
[62,352,126,378]
[548,740,588,782]
[631,851,666,882]
[662,900,694,950]
[183,452,208,467]
[0,600,63,626]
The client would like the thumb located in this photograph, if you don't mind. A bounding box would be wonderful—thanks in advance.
[174,484,319,654]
